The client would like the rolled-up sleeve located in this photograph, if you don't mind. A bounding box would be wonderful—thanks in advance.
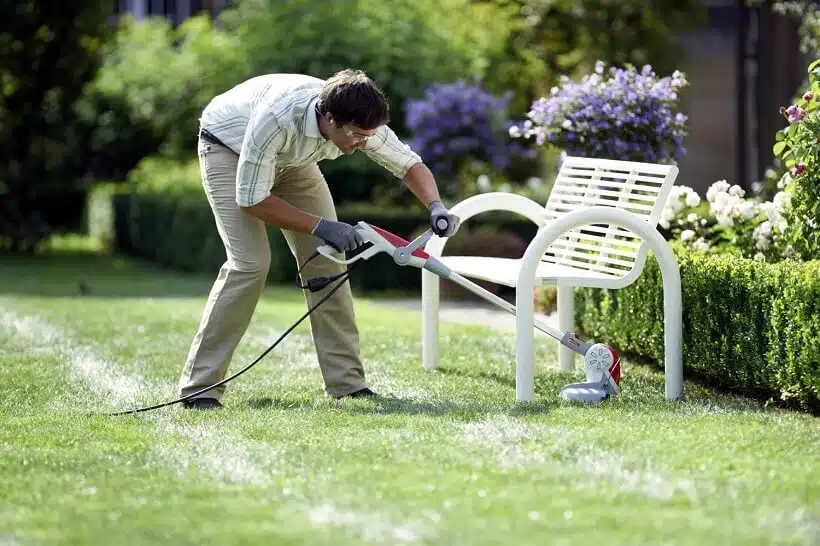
[236,106,288,207]
[362,125,422,179]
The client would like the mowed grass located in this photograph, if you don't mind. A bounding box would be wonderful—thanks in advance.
[1,239,818,546]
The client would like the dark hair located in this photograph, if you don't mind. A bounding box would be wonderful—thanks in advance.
[317,69,390,130]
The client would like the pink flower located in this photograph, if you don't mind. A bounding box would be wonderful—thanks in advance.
[793,163,807,177]
[804,91,814,101]
[786,105,806,123]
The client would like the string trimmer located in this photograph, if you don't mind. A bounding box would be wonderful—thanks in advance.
[316,221,622,404]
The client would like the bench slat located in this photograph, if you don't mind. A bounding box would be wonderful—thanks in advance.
[550,185,659,203]
[548,195,656,213]
[555,175,664,193]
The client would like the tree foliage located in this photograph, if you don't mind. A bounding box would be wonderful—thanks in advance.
[0,0,112,251]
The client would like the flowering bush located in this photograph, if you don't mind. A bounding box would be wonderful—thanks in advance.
[659,179,795,262]
[404,80,537,199]
[771,59,820,261]
[509,61,689,164]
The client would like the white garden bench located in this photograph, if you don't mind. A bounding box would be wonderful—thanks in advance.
[421,156,684,403]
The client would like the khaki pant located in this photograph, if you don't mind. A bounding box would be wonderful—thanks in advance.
[177,137,368,400]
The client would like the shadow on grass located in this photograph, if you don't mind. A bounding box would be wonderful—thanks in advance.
[243,393,560,419]
[428,360,785,417]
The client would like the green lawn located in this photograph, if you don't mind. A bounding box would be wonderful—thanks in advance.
[1,239,818,546]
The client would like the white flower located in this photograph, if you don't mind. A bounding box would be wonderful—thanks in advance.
[681,229,695,241]
[712,192,730,210]
[716,213,734,228]
[692,238,710,251]
[508,125,522,138]
[700,218,708,226]
[785,245,795,257]
[526,177,542,190]
[561,119,572,129]
[707,180,730,202]
[669,197,684,213]
[754,252,766,261]
[476,174,492,192]
[687,212,699,223]
[739,201,756,219]
[685,191,701,207]
[773,190,792,212]
[758,201,781,224]
[758,221,773,235]
[729,184,745,197]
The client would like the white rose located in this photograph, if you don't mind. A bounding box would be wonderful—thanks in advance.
[476,174,492,192]
[707,180,730,202]
[758,220,772,235]
[692,238,710,251]
[773,191,792,212]
[687,213,699,223]
[685,192,701,207]
[729,184,745,197]
[713,192,730,210]
[681,229,695,241]
[741,201,757,219]
[717,213,734,228]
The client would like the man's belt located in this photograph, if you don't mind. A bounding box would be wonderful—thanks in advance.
[199,128,228,147]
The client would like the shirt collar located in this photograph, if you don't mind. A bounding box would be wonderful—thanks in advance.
[305,95,324,139]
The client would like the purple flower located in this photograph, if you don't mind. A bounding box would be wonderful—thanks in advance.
[404,80,533,184]
[510,61,689,163]
[786,104,806,123]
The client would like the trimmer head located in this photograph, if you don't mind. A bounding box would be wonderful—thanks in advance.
[559,343,621,404]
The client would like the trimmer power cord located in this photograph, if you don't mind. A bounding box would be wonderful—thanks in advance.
[106,249,362,416]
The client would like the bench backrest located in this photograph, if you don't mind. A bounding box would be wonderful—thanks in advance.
[539,156,679,283]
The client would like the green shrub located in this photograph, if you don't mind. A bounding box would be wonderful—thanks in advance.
[0,0,112,252]
[574,244,820,412]
[83,0,517,205]
[78,14,247,181]
[772,59,820,261]
[105,155,541,292]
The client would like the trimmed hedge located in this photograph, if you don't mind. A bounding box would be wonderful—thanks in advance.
[575,245,820,412]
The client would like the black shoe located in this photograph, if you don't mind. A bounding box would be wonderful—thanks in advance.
[181,397,223,410]
[339,387,379,399]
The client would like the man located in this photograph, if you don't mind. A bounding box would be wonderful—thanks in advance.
[177,69,460,409]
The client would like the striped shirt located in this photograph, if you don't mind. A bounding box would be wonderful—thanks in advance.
[199,73,423,207]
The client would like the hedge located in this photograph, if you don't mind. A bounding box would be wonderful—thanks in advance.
[575,245,820,413]
[105,178,539,294]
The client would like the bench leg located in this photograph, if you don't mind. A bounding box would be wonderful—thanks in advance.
[422,268,440,369]
[557,283,575,372]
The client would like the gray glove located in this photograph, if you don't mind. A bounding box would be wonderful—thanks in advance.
[312,218,364,252]
[429,200,460,237]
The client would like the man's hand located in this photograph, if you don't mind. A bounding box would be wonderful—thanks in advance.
[312,218,365,252]
[428,200,460,237]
